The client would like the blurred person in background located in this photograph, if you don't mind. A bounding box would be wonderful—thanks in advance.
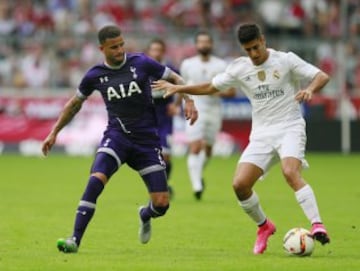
[180,30,235,200]
[147,38,180,198]
[19,43,50,89]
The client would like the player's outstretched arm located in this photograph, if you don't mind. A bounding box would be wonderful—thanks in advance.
[295,71,330,102]
[213,87,236,98]
[42,95,84,156]
[151,80,218,98]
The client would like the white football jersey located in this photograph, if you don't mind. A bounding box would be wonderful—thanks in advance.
[180,55,227,111]
[212,49,320,134]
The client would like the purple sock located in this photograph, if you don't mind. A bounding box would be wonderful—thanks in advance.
[72,176,104,246]
[140,202,169,222]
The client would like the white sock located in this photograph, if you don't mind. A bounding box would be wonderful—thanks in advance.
[187,151,206,192]
[295,184,322,224]
[239,191,266,225]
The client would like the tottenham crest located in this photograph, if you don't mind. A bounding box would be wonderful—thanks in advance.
[257,70,266,81]
[130,66,138,79]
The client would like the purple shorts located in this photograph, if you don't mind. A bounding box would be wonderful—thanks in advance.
[92,128,168,192]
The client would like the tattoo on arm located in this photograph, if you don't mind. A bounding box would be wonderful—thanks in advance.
[52,96,83,135]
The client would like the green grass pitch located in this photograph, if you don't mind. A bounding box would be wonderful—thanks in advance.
[1,153,360,271]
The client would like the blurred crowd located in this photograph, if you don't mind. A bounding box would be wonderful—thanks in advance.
[0,0,359,97]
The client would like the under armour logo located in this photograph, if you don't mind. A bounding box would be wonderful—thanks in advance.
[130,66,138,79]
[100,76,109,83]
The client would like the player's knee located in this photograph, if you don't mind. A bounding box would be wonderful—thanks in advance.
[282,166,298,182]
[232,177,247,192]
[189,141,202,154]
[232,178,252,199]
[151,192,170,206]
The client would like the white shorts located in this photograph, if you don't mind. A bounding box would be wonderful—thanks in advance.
[186,108,222,145]
[239,122,308,173]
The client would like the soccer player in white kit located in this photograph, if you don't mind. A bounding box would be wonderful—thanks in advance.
[180,31,235,200]
[152,23,330,254]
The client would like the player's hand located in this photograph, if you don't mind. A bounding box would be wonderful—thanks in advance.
[166,103,180,116]
[42,133,57,156]
[183,99,198,125]
[295,89,313,102]
[151,80,179,98]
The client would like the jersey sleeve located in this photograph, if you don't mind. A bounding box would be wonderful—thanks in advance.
[77,71,96,100]
[143,54,170,80]
[287,52,321,82]
[212,65,238,92]
[166,62,179,75]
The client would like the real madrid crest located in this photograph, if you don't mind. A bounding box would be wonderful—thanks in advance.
[257,70,266,81]
[273,70,280,79]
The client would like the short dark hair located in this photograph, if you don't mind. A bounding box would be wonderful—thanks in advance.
[98,25,122,44]
[237,23,262,44]
[147,38,166,51]
[195,30,213,43]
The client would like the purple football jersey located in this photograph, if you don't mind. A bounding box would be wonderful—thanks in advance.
[77,53,171,140]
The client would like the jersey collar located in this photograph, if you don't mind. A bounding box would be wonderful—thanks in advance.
[104,53,127,70]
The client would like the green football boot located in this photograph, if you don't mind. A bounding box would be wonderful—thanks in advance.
[57,237,78,253]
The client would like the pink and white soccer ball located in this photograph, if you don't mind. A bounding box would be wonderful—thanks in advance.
[283,227,315,256]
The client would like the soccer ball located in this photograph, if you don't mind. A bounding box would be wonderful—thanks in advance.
[283,228,314,256]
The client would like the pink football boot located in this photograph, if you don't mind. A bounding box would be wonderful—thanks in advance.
[253,219,276,254]
[311,223,330,245]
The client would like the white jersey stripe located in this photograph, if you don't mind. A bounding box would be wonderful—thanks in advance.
[97,147,122,167]
[79,200,96,209]
[138,164,165,176]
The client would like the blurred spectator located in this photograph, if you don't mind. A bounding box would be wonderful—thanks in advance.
[286,0,306,35]
[19,43,50,88]
[258,0,284,34]
[345,42,358,96]
[136,1,166,33]
[326,0,341,39]
[0,44,14,87]
[349,5,360,36]
[209,0,238,32]
[301,0,328,36]
[160,0,188,28]
[13,0,37,37]
[315,42,337,96]
[0,1,15,36]
[352,59,360,97]
[0,0,357,100]
[95,0,136,31]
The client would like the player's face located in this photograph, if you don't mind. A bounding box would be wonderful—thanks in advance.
[147,43,165,62]
[241,36,268,66]
[100,35,125,66]
[196,35,212,56]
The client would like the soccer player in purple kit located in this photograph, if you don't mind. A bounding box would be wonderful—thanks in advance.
[41,25,198,253]
[146,38,180,198]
